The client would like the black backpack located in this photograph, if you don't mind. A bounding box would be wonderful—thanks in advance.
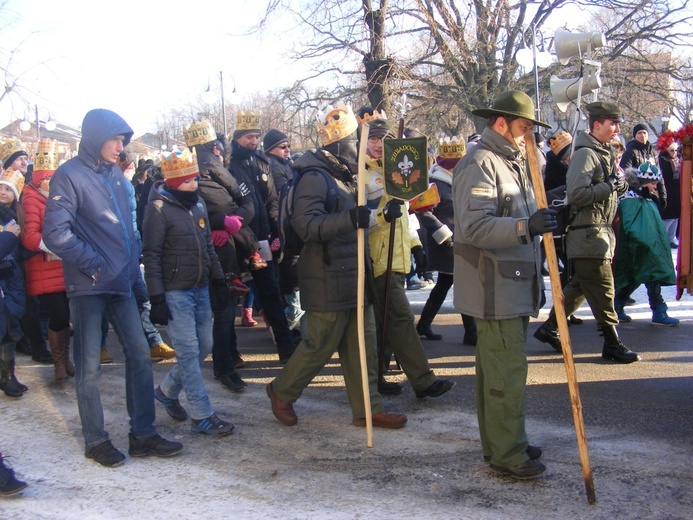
[278,167,338,256]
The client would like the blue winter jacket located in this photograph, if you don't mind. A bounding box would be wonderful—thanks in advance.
[43,109,140,298]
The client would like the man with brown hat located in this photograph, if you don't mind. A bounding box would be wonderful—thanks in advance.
[533,101,640,364]
[453,90,556,480]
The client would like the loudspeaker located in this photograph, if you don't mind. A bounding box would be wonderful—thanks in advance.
[554,28,606,64]
[551,71,602,112]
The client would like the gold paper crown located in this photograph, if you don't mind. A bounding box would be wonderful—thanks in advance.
[0,138,26,165]
[439,136,466,159]
[183,121,217,147]
[315,103,358,146]
[357,109,388,124]
[548,130,572,156]
[0,168,25,198]
[34,138,60,172]
[235,110,261,132]
[160,148,200,180]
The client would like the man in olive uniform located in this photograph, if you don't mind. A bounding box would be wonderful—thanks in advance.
[533,102,640,364]
[453,91,556,480]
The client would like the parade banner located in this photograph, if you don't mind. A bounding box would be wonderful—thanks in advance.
[382,137,429,201]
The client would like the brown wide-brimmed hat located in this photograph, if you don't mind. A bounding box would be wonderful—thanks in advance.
[472,90,552,129]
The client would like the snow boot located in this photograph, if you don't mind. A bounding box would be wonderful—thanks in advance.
[651,303,679,327]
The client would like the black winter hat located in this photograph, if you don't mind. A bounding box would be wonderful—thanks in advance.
[3,151,28,170]
[263,129,289,152]
[632,123,648,138]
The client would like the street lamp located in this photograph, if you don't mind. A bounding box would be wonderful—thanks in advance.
[515,23,553,120]
[19,105,57,141]
[205,71,237,137]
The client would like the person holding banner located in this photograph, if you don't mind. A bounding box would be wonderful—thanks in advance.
[452,91,555,480]
[363,118,455,399]
[266,103,406,430]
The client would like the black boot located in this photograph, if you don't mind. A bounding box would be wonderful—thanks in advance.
[0,454,28,496]
[601,325,640,363]
[533,313,562,352]
[417,300,443,340]
[0,344,25,398]
[461,314,477,346]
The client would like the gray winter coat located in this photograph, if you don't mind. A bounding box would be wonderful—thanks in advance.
[564,131,623,261]
[290,149,371,312]
[452,127,543,320]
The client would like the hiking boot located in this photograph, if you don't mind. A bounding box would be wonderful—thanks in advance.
[416,322,442,340]
[378,379,403,396]
[533,320,562,352]
[128,433,183,457]
[154,386,188,421]
[601,325,640,363]
[490,459,547,480]
[266,382,298,426]
[150,342,176,362]
[100,346,113,364]
[485,445,542,462]
[568,315,584,325]
[215,371,247,392]
[85,440,126,468]
[415,379,455,398]
[0,455,28,496]
[191,413,235,436]
[352,412,408,429]
[651,304,679,327]
[615,300,631,323]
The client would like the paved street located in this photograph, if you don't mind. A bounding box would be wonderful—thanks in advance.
[1,265,691,519]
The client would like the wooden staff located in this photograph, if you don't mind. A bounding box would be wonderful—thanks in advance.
[527,132,596,504]
[357,121,373,447]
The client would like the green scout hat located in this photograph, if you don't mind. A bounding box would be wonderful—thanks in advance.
[368,119,397,139]
[472,90,551,129]
[584,102,624,122]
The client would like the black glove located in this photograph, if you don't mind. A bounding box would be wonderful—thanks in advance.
[383,199,404,223]
[149,294,172,325]
[528,208,558,237]
[607,174,626,193]
[349,205,371,229]
[411,245,427,276]
[209,279,229,313]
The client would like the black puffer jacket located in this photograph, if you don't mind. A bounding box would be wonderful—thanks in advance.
[195,145,255,231]
[141,182,224,296]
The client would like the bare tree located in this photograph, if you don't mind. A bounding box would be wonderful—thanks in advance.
[255,0,693,137]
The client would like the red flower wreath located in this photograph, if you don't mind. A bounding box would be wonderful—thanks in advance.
[657,124,693,151]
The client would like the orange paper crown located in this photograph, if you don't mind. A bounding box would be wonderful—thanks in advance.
[34,138,60,172]
[315,103,358,146]
[160,149,199,180]
[439,136,465,159]
[183,121,217,147]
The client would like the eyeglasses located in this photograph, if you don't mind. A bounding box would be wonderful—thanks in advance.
[368,136,384,143]
[278,144,290,150]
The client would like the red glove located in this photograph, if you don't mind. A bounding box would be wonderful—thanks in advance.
[224,215,243,235]
[211,230,230,247]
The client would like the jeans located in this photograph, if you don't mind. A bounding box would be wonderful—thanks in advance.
[283,290,307,339]
[159,287,214,420]
[212,294,240,377]
[70,294,156,446]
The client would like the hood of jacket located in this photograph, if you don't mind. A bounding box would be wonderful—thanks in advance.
[428,163,453,186]
[78,109,133,169]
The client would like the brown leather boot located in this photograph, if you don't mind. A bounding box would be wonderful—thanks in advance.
[59,328,74,377]
[47,330,68,382]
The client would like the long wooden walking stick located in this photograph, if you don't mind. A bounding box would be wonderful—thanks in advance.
[357,121,373,447]
[527,133,596,504]
[676,138,692,299]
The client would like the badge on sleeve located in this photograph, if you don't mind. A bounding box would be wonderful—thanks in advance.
[198,219,205,229]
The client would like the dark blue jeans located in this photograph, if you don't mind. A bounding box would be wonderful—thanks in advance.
[212,295,240,377]
[70,294,156,446]
[249,265,292,349]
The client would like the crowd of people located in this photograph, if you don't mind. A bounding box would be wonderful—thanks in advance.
[0,90,684,494]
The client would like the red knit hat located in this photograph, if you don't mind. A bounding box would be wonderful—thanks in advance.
[164,172,199,189]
